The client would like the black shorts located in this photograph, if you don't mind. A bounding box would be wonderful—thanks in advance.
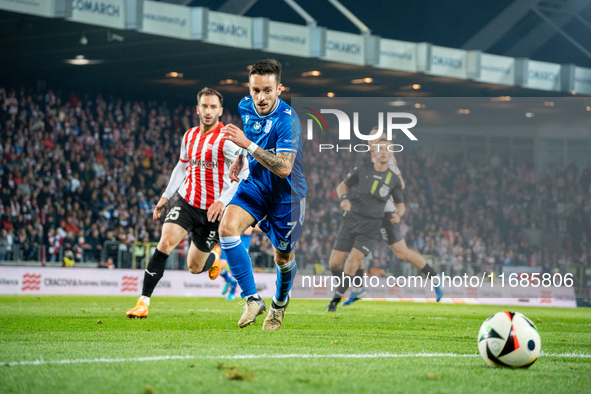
[163,198,219,252]
[333,211,381,256]
[380,212,404,245]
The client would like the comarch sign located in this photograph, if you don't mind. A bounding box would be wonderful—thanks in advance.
[68,0,139,29]
[428,45,467,79]
[206,10,252,49]
[520,60,561,91]
[322,30,365,65]
[377,38,417,72]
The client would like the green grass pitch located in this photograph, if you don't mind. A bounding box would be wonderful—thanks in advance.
[0,296,590,393]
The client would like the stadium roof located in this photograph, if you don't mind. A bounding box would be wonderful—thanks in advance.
[0,1,589,104]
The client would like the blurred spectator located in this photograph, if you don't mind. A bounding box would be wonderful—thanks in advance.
[0,83,588,281]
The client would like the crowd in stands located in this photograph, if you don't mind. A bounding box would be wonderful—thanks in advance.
[0,85,589,285]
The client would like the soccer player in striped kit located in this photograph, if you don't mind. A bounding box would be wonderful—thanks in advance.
[127,88,247,318]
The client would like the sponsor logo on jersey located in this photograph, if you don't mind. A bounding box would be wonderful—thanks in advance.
[190,159,219,169]
[264,120,273,134]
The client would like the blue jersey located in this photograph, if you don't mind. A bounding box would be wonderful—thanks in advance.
[238,96,307,204]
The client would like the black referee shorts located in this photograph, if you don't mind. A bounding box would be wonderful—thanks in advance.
[333,211,381,256]
[163,197,219,253]
[380,212,404,245]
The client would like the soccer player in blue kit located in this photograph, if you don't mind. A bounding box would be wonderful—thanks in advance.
[219,59,307,331]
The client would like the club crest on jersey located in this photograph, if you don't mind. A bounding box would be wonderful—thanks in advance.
[254,122,262,131]
[379,184,390,197]
[277,240,289,250]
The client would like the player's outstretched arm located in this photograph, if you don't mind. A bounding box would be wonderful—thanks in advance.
[156,159,188,221]
[222,123,295,179]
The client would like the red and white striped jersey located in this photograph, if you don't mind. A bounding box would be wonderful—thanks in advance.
[177,122,242,210]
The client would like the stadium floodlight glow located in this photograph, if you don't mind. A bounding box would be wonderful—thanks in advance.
[544,101,555,107]
[220,79,238,85]
[327,92,335,97]
[351,78,373,84]
[586,106,591,111]
[525,112,535,118]
[80,33,88,46]
[166,72,184,78]
[246,65,253,70]
[571,90,576,95]
[414,103,421,108]
[491,96,511,102]
[456,109,470,114]
[412,84,421,90]
[281,86,290,92]
[64,56,102,65]
[301,71,321,77]
[389,100,407,107]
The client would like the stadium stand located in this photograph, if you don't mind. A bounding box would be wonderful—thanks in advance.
[0,84,589,290]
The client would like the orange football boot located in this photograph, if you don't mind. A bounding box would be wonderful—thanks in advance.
[208,245,222,280]
[126,297,149,319]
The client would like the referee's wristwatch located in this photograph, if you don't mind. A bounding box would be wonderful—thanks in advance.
[340,194,348,200]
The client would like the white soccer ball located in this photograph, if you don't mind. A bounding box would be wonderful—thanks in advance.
[477,311,541,368]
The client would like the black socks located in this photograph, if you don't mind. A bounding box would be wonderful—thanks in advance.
[420,264,438,278]
[142,249,169,297]
[198,252,217,274]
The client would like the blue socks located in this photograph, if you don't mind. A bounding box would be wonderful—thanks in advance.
[220,236,257,298]
[221,236,297,303]
[220,268,232,282]
[274,259,297,306]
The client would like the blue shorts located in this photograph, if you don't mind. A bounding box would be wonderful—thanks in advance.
[229,178,306,254]
[220,235,252,261]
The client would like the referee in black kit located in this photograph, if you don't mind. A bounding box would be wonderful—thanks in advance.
[327,135,404,312]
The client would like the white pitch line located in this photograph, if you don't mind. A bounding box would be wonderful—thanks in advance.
[2,352,590,367]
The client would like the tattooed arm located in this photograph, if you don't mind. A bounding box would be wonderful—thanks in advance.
[221,123,296,179]
[250,149,296,179]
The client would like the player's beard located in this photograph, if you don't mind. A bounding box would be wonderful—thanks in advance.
[257,97,276,115]
[201,115,219,128]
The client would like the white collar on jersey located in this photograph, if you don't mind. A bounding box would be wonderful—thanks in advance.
[250,98,282,119]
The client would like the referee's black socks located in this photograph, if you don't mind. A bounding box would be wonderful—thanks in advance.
[332,274,353,302]
[330,267,343,277]
[420,263,438,278]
